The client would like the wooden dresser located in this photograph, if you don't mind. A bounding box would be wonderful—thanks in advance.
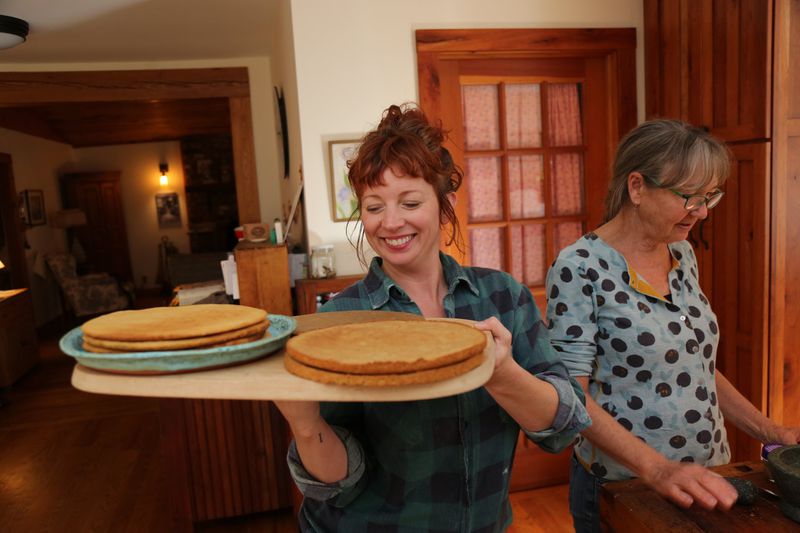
[0,289,38,387]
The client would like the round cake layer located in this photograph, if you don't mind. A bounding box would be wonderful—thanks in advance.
[285,320,486,375]
[81,304,268,341]
[82,323,269,352]
[284,351,485,386]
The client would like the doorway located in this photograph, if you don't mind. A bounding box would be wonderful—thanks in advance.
[0,153,28,290]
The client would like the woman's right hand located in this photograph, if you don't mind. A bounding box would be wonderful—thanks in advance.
[641,458,738,510]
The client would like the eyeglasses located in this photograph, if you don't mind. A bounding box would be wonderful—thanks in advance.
[641,174,725,211]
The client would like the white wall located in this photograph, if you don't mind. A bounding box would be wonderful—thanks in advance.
[291,0,645,276]
[71,142,189,289]
[0,128,74,325]
[0,57,284,226]
[271,0,306,250]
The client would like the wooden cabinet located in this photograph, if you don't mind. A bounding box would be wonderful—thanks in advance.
[644,0,800,462]
[0,289,38,387]
[234,242,292,316]
[294,275,362,315]
[644,0,771,142]
[181,135,239,253]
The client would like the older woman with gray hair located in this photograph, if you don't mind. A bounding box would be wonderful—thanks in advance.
[545,119,800,532]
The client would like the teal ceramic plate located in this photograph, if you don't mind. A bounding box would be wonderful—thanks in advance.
[60,314,296,375]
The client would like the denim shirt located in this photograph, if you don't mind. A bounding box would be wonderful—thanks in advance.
[287,253,590,532]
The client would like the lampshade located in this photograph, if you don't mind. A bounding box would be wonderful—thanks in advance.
[0,259,5,269]
[52,208,88,229]
[159,163,169,187]
[0,15,29,50]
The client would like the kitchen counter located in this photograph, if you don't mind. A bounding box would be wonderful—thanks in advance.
[601,461,799,532]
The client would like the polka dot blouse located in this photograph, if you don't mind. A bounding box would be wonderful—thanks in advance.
[545,232,730,480]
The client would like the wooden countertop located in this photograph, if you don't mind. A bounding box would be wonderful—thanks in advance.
[601,461,799,532]
[71,310,495,403]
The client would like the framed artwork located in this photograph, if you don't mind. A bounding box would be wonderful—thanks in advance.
[155,192,182,229]
[327,139,360,222]
[19,189,46,226]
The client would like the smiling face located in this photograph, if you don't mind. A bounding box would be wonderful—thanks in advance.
[360,167,451,272]
[634,172,719,244]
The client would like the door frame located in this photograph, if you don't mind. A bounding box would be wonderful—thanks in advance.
[416,28,637,265]
[0,68,261,224]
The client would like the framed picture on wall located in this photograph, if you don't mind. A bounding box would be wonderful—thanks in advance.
[19,189,46,226]
[327,139,360,222]
[155,192,182,229]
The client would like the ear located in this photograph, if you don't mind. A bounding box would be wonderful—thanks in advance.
[627,172,646,207]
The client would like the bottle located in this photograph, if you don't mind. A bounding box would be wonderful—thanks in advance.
[310,244,336,279]
[274,218,284,244]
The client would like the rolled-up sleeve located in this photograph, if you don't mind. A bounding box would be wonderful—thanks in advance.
[286,426,368,507]
[545,256,599,378]
[511,283,591,453]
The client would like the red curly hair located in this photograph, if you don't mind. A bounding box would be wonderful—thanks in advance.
[346,103,464,266]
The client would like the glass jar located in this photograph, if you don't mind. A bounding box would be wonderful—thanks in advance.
[310,244,336,279]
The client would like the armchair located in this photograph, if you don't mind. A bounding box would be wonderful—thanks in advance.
[45,252,131,318]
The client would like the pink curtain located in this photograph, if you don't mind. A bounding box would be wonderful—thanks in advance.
[554,222,584,253]
[462,85,500,150]
[547,83,582,146]
[504,84,542,148]
[470,227,505,271]
[508,155,545,219]
[551,153,584,216]
[466,157,503,222]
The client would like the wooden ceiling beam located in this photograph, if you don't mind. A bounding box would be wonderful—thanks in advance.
[0,68,250,105]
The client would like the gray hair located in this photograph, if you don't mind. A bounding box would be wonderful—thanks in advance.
[604,119,731,221]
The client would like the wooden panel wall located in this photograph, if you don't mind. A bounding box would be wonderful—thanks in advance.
[769,0,800,428]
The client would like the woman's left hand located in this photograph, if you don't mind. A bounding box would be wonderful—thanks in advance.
[474,317,514,379]
[763,423,800,445]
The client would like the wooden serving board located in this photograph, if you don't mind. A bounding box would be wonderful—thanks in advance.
[72,310,495,402]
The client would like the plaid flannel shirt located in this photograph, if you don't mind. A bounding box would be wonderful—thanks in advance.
[287,253,589,532]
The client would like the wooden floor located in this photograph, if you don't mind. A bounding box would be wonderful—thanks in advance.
[0,303,572,532]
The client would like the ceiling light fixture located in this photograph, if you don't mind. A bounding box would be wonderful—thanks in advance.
[0,15,29,50]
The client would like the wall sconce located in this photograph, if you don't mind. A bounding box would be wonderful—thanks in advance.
[159,163,169,187]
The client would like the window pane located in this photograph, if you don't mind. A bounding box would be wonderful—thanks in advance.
[510,223,546,286]
[551,153,584,216]
[470,227,505,271]
[523,224,546,286]
[466,157,503,222]
[554,222,584,254]
[504,84,542,149]
[547,83,583,146]
[508,155,544,220]
[462,85,500,150]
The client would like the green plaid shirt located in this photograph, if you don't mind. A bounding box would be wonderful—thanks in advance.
[288,253,589,532]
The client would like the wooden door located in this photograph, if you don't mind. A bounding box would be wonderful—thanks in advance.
[417,28,636,491]
[711,142,770,462]
[0,154,28,289]
[61,172,133,282]
[644,0,772,142]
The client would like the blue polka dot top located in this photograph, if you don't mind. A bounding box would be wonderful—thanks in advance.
[545,232,730,480]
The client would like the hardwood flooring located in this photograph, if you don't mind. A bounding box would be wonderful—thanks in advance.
[0,298,572,532]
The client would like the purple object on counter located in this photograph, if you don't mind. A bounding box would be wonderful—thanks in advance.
[762,443,783,459]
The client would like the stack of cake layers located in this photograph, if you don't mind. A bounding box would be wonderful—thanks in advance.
[81,304,270,353]
[284,320,487,386]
